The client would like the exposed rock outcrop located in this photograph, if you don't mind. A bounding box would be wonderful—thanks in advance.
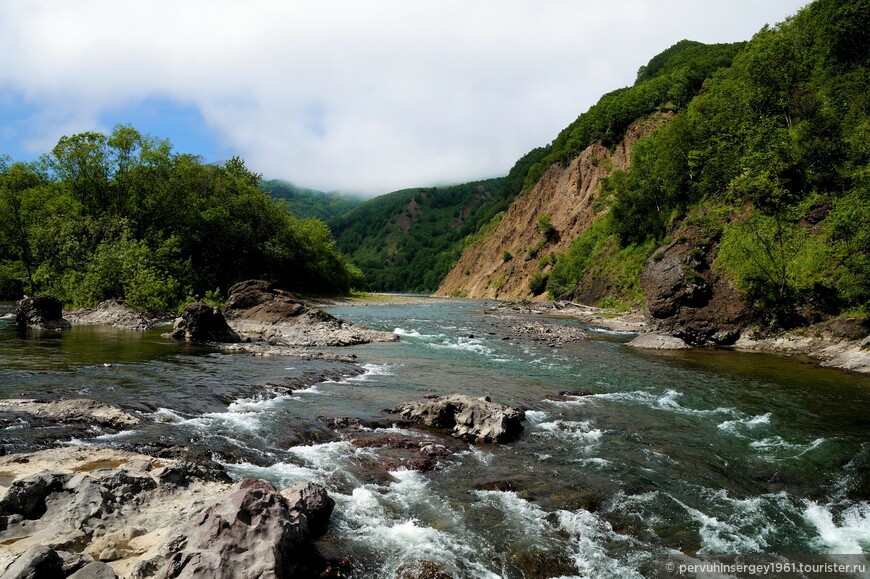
[641,224,750,346]
[15,295,71,331]
[168,302,242,343]
[0,398,140,430]
[0,447,334,578]
[222,280,398,346]
[627,333,690,350]
[734,319,870,374]
[65,300,154,331]
[393,394,525,443]
[437,113,672,300]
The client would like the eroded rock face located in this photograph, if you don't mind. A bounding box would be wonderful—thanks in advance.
[157,478,304,579]
[15,295,71,331]
[0,448,334,579]
[168,302,242,343]
[394,394,525,443]
[222,279,398,347]
[641,226,750,346]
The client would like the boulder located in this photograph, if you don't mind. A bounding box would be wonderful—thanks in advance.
[0,448,332,578]
[0,546,64,579]
[67,562,118,579]
[65,300,153,331]
[15,295,70,330]
[221,279,398,346]
[281,481,334,538]
[168,302,242,343]
[626,333,691,350]
[394,394,525,443]
[0,398,140,430]
[156,478,307,579]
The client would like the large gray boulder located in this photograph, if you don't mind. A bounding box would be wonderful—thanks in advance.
[156,478,328,579]
[168,302,242,343]
[15,295,70,330]
[395,394,525,443]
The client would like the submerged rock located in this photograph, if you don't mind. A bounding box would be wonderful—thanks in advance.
[168,302,242,343]
[393,394,525,443]
[15,295,71,331]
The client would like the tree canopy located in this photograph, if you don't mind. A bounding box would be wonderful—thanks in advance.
[0,127,361,311]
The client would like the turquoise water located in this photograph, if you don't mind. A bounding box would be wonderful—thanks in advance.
[1,300,869,577]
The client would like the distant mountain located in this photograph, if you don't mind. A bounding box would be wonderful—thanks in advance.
[329,147,548,293]
[260,180,363,222]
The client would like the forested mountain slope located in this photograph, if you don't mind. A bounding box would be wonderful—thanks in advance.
[260,180,362,222]
[441,0,870,342]
[330,146,548,292]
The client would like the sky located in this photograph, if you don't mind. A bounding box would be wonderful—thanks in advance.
[0,0,809,196]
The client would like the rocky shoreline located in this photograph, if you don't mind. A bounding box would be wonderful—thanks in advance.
[484,299,870,374]
[0,391,527,578]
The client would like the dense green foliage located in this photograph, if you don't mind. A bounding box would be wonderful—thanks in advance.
[331,179,505,292]
[0,127,361,311]
[331,146,550,292]
[523,40,744,190]
[551,0,870,322]
[260,180,363,222]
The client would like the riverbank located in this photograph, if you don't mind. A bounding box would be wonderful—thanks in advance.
[481,299,870,374]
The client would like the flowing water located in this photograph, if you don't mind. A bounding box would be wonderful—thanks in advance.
[1,300,869,577]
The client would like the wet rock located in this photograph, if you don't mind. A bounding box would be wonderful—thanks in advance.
[0,398,140,430]
[168,302,242,343]
[222,279,398,346]
[281,481,335,537]
[626,333,691,350]
[67,561,118,579]
[15,295,70,331]
[0,545,64,579]
[65,300,154,331]
[395,559,453,579]
[394,394,525,443]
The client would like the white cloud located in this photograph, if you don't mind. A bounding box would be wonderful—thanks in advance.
[0,0,808,195]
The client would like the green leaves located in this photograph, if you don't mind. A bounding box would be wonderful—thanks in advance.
[0,126,360,311]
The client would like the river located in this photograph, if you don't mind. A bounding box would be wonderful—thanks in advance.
[1,300,869,577]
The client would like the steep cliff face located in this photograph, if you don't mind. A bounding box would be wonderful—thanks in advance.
[436,113,671,300]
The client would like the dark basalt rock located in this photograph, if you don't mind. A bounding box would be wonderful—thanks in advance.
[168,302,242,343]
[641,226,750,346]
[15,295,70,330]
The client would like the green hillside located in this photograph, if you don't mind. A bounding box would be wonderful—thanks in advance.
[260,179,363,222]
[330,146,548,292]
[548,0,870,327]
